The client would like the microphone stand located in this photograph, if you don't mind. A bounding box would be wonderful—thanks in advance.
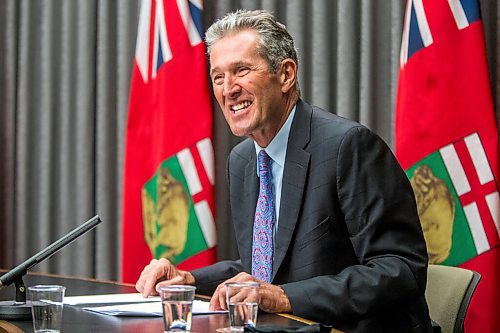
[0,215,102,320]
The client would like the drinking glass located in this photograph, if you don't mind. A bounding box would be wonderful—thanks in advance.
[160,285,196,332]
[28,285,66,333]
[218,282,260,332]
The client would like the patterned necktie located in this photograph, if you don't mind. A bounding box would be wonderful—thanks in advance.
[252,150,275,283]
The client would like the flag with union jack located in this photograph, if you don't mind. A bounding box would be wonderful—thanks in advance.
[122,0,216,283]
[396,0,500,331]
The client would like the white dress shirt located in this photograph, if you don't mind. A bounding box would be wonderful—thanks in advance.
[254,105,296,235]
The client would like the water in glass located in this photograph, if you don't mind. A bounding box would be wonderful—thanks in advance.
[228,302,258,331]
[162,300,193,331]
[31,301,63,333]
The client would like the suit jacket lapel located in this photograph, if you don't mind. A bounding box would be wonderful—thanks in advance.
[272,100,312,280]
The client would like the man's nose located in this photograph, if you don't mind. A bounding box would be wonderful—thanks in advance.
[223,77,241,98]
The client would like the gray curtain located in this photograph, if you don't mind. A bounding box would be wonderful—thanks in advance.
[0,0,499,281]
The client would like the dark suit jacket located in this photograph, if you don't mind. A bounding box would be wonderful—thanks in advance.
[192,100,432,332]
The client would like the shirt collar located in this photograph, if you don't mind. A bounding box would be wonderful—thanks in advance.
[254,105,297,168]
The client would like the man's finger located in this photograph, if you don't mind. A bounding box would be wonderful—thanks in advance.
[209,292,222,311]
[143,266,169,297]
[136,268,153,295]
[155,275,185,293]
[135,260,156,293]
[141,279,158,297]
[219,284,228,310]
[209,282,227,311]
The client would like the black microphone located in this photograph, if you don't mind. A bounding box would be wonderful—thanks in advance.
[0,215,102,319]
[0,215,101,287]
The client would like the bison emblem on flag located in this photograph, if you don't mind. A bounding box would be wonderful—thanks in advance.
[141,138,216,264]
[407,132,500,266]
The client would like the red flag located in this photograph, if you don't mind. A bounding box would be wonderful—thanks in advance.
[122,0,216,283]
[396,0,500,331]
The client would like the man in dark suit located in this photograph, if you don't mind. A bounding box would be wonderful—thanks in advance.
[136,9,432,332]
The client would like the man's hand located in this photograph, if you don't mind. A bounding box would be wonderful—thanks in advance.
[209,272,292,313]
[135,258,195,297]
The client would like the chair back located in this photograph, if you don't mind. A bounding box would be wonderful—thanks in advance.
[0,320,24,333]
[425,264,481,333]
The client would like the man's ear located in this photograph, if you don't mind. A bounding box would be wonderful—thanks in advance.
[279,59,297,94]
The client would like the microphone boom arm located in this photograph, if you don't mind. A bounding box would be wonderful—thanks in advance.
[0,215,102,288]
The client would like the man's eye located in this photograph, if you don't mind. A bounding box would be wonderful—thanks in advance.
[213,75,224,85]
[237,67,250,76]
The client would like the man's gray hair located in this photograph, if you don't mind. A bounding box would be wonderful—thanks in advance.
[205,9,299,76]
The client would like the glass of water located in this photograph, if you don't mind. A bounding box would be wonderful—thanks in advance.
[225,282,259,332]
[160,285,196,332]
[28,285,66,333]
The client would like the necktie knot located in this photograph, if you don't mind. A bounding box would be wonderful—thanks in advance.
[258,150,271,175]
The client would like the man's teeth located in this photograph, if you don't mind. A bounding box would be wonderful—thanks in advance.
[231,101,251,112]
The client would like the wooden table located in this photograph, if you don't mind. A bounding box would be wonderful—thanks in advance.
[0,272,313,332]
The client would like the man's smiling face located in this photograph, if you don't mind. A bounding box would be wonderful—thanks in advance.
[209,29,288,147]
